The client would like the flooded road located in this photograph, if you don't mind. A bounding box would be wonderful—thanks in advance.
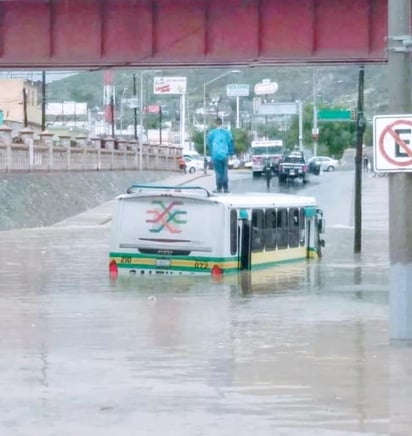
[0,171,410,435]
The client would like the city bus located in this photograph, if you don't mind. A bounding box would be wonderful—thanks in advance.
[108,184,325,278]
[251,139,284,177]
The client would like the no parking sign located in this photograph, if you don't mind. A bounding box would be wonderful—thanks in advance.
[373,115,412,172]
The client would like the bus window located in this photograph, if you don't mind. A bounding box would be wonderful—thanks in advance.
[251,209,264,252]
[264,208,276,250]
[277,208,288,249]
[288,208,300,247]
[230,209,238,255]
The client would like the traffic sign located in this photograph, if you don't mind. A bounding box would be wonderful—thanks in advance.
[373,114,412,172]
[317,108,353,121]
[226,83,249,97]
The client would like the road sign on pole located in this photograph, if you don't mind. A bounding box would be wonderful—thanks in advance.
[317,108,353,121]
[226,84,249,97]
[373,114,412,172]
[254,80,278,95]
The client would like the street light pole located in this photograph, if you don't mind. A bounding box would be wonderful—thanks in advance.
[236,96,240,128]
[139,72,144,172]
[202,70,240,174]
[297,100,303,151]
[120,87,127,134]
[202,82,207,172]
[312,69,318,157]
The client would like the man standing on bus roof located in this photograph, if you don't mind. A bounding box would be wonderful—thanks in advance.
[207,117,234,193]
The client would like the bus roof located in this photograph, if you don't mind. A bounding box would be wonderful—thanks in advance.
[119,185,317,209]
[210,192,317,208]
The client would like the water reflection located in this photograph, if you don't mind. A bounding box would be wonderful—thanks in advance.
[0,214,403,435]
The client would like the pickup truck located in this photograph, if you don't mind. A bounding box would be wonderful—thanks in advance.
[278,151,309,184]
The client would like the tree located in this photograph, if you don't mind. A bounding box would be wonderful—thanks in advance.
[191,129,204,154]
[231,128,252,154]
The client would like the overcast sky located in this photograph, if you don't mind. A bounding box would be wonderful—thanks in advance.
[0,71,77,83]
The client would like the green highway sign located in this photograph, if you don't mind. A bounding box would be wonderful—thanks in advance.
[317,108,353,121]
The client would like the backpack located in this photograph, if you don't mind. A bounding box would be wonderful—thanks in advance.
[211,130,229,161]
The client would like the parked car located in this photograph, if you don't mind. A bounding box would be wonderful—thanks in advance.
[184,156,204,174]
[228,156,241,169]
[244,160,253,169]
[308,156,339,172]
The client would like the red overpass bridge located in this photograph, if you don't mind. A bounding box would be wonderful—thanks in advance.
[0,0,387,69]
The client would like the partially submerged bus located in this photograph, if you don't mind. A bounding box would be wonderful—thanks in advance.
[109,184,325,278]
[251,139,284,177]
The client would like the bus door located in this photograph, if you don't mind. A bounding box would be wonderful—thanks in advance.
[316,209,326,257]
[304,206,325,258]
[238,210,252,271]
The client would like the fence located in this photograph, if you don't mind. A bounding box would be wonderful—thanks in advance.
[0,125,183,173]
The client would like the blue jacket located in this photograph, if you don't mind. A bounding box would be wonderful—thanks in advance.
[207,127,234,161]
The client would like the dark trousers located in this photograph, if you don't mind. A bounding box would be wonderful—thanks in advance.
[213,158,229,191]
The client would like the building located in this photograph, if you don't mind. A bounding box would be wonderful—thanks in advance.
[46,101,88,129]
[0,78,42,135]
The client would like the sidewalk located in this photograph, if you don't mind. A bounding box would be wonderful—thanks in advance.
[362,172,389,233]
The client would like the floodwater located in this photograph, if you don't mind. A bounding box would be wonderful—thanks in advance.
[0,172,411,436]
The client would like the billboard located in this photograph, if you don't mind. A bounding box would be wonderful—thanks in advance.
[254,80,278,95]
[154,77,187,94]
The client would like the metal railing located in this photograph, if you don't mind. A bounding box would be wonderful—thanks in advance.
[0,130,183,173]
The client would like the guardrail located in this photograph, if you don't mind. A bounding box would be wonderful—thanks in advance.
[0,125,183,173]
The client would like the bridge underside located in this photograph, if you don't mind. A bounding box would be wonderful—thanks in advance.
[0,0,387,69]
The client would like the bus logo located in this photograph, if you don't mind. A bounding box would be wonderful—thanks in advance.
[146,200,187,233]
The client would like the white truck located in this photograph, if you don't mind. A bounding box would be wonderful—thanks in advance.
[250,139,284,177]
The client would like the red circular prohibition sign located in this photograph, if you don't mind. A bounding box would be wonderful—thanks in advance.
[379,120,412,166]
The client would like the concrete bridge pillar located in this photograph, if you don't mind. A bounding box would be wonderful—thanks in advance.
[0,124,12,145]
[0,125,12,171]
[117,139,127,151]
[58,135,71,148]
[90,137,102,149]
[104,137,115,150]
[40,131,54,170]
[128,140,138,151]
[75,135,87,148]
[40,131,54,147]
[19,127,34,145]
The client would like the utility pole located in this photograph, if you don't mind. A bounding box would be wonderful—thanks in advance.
[133,73,137,140]
[387,0,412,344]
[354,66,365,254]
[312,69,318,156]
[41,71,46,131]
[110,95,115,138]
[159,106,162,145]
[23,88,28,128]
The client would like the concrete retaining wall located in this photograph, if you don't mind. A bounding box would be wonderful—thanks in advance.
[0,170,171,231]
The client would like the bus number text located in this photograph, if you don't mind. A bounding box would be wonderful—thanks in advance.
[194,261,208,270]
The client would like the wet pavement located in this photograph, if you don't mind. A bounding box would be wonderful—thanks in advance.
[1,169,411,436]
